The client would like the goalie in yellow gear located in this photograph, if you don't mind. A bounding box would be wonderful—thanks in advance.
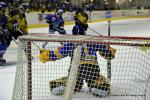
[39,7,116,97]
[39,43,116,97]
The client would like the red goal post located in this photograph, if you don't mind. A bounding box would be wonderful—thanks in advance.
[12,33,150,100]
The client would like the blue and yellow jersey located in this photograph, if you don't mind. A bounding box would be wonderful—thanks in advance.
[39,43,116,64]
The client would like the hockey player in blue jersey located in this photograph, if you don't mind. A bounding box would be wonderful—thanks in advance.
[0,2,12,66]
[45,9,66,34]
[39,24,116,97]
[42,9,66,48]
[0,2,28,66]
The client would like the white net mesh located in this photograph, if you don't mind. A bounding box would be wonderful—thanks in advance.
[12,33,150,100]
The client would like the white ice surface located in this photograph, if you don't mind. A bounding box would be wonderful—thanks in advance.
[1,18,150,100]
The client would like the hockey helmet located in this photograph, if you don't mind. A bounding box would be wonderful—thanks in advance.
[0,2,6,11]
[76,7,85,13]
[19,5,25,12]
[18,5,26,17]
[56,9,64,16]
[9,7,20,16]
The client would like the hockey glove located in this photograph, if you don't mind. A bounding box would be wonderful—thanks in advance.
[39,49,50,63]
[53,27,66,34]
[13,23,19,30]
[99,47,116,60]
[46,19,53,25]
[84,23,88,30]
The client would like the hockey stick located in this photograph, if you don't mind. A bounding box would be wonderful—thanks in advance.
[42,26,66,48]
[53,27,63,33]
[52,27,66,34]
[16,28,41,50]
[0,27,19,45]
[11,38,19,45]
[88,26,103,36]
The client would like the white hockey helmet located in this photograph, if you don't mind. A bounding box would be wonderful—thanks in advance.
[56,9,64,15]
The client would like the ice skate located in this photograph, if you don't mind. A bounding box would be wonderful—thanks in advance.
[0,56,6,66]
[0,60,6,66]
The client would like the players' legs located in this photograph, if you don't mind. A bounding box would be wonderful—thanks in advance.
[0,42,8,66]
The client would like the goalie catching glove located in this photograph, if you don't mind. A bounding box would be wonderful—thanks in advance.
[49,76,68,95]
[39,49,50,63]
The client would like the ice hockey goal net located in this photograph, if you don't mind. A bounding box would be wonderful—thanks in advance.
[12,33,150,100]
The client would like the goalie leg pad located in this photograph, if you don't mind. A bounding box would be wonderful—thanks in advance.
[94,75,110,91]
[51,86,66,95]
[49,76,68,94]
[91,88,109,97]
[90,74,111,97]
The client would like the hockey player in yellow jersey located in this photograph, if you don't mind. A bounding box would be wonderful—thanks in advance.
[72,8,88,35]
[7,6,28,39]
